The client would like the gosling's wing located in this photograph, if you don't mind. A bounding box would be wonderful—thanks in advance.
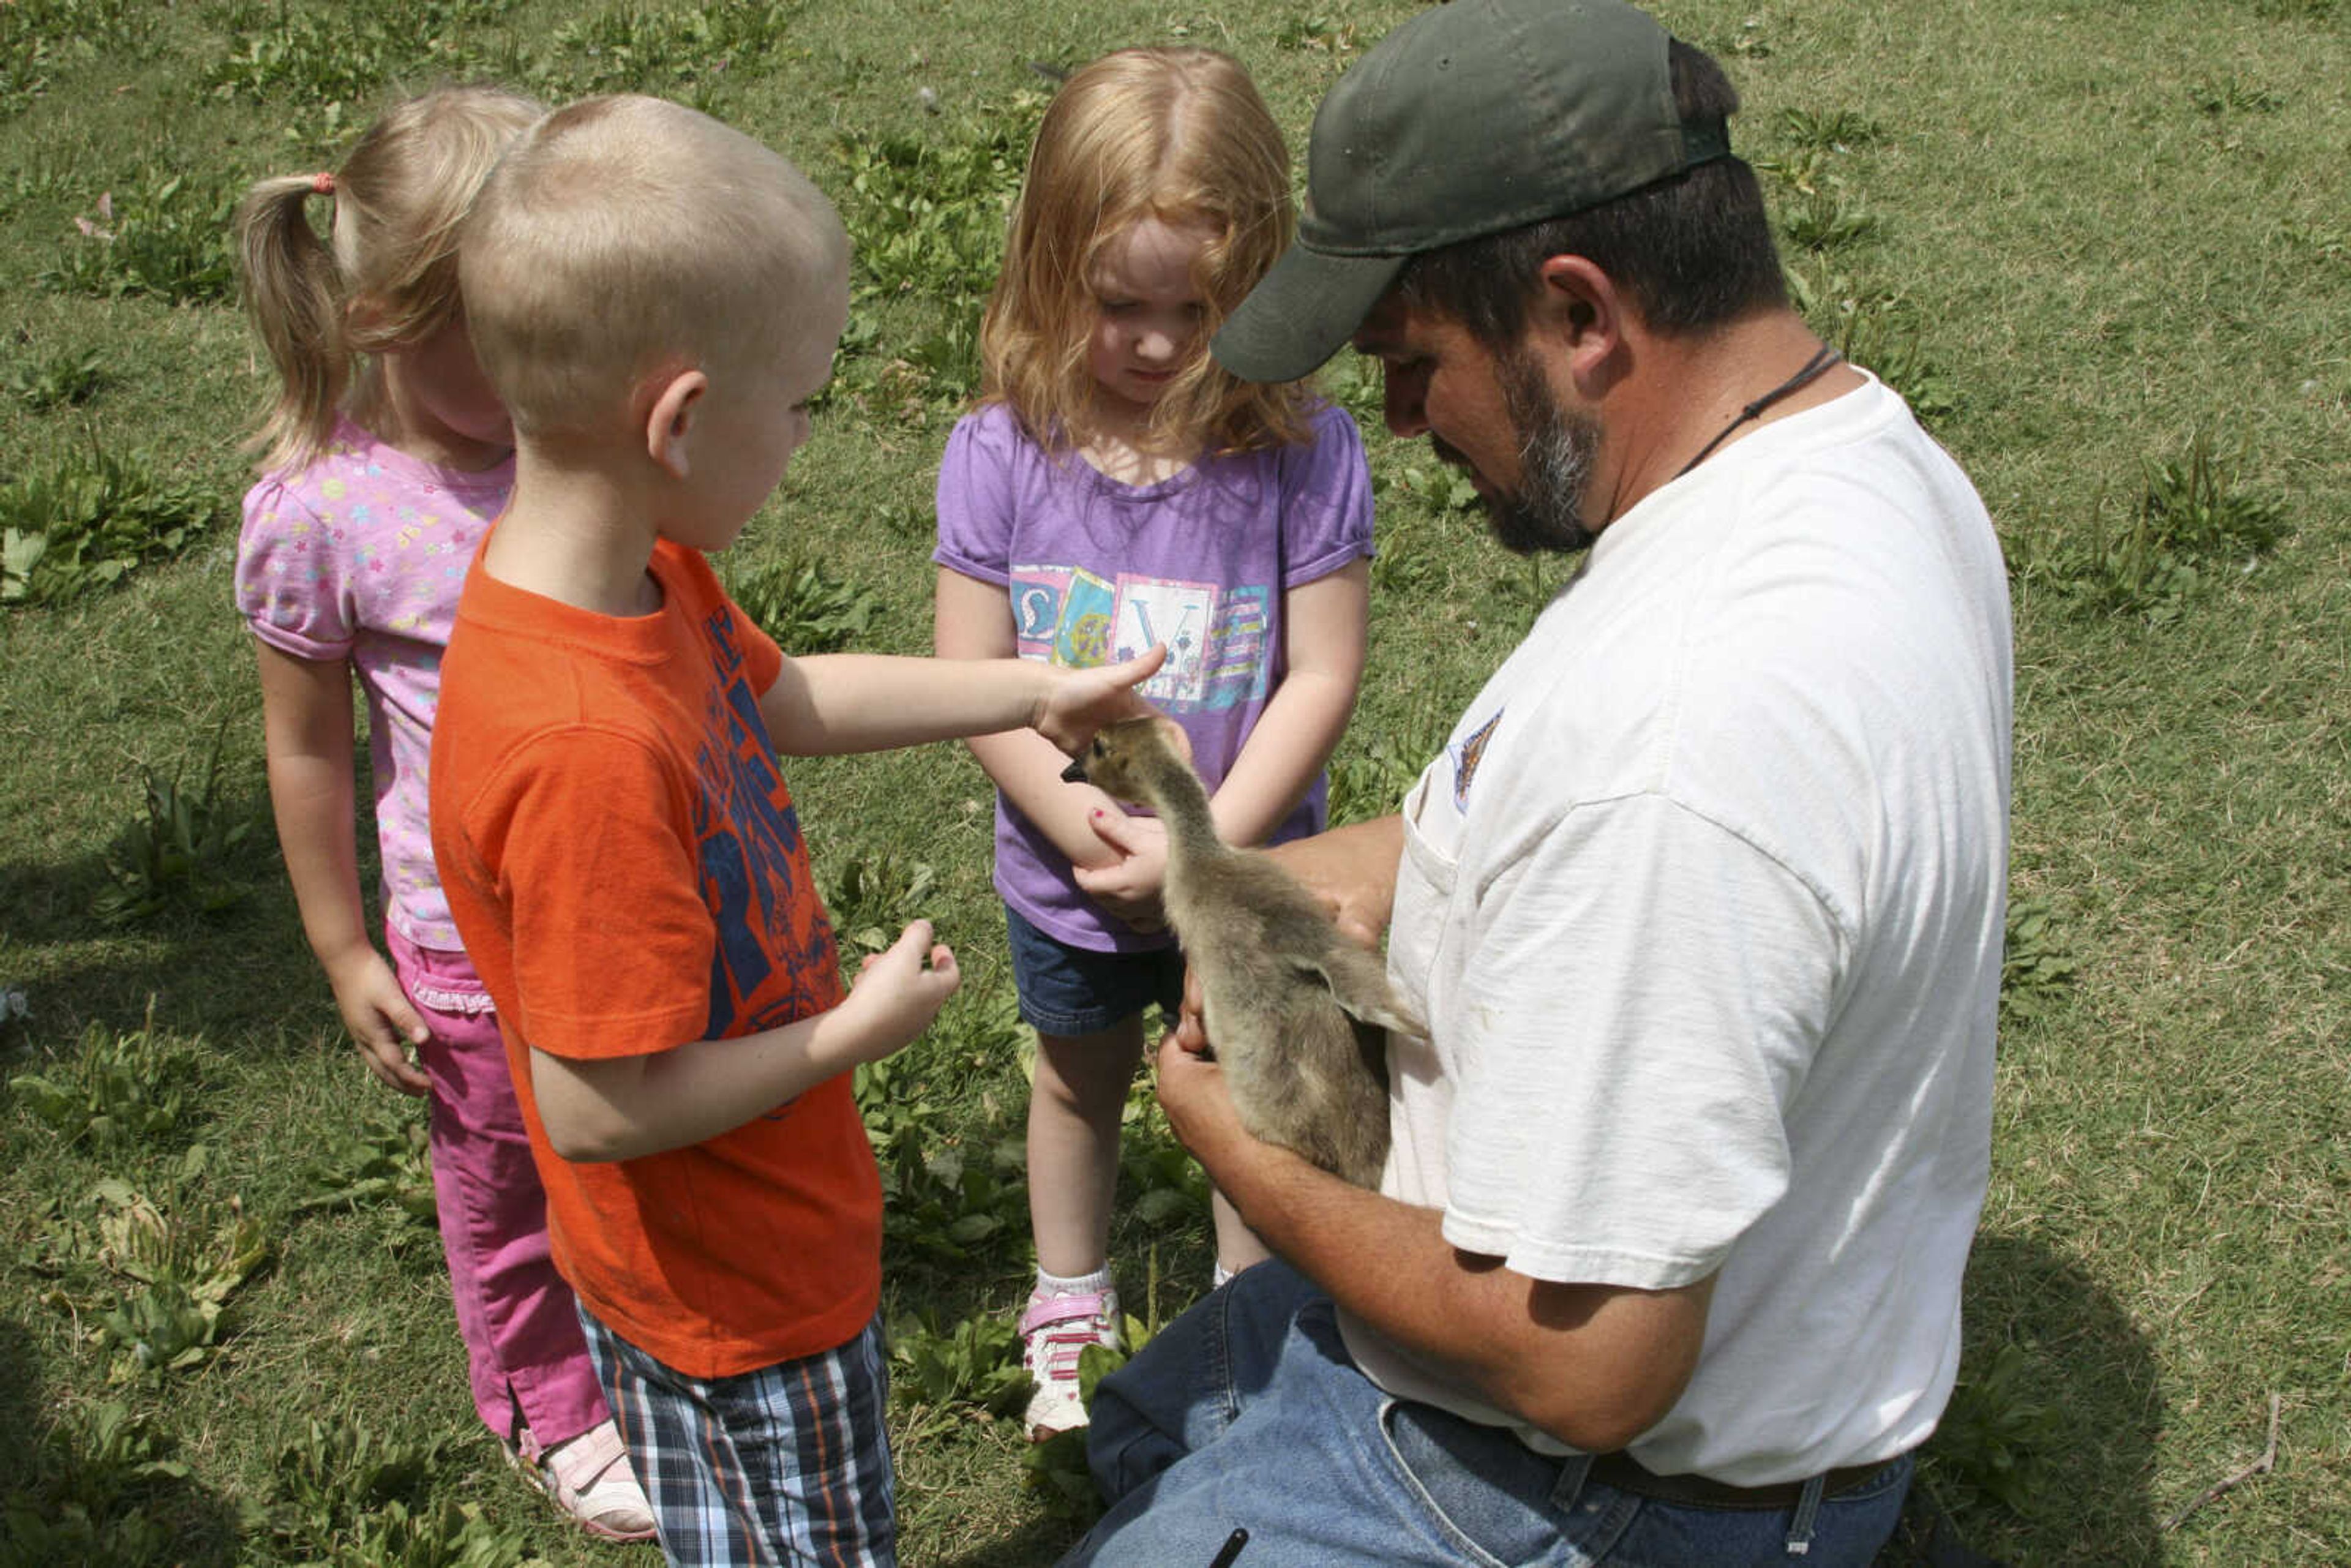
[1282,943,1422,1037]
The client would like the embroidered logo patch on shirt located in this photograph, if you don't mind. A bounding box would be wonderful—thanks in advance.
[1451,710,1502,811]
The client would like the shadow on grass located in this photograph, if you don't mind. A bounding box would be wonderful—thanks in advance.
[1913,1231,2165,1567]
[926,1514,1087,1568]
[0,1313,244,1566]
[0,785,342,1052]
[0,1314,37,1474]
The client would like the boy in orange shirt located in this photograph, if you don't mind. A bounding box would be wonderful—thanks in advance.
[429,96,1163,1566]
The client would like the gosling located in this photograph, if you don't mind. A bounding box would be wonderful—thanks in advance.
[1061,717,1417,1188]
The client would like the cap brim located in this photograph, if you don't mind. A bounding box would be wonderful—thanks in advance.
[1211,246,1408,384]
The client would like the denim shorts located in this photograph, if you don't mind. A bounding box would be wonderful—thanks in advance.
[1005,906,1185,1037]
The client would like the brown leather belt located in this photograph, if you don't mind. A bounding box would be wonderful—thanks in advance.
[1586,1449,1897,1510]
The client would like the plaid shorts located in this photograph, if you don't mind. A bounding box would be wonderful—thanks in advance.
[576,1305,895,1567]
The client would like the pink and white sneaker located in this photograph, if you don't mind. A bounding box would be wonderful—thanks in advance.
[1018,1286,1123,1441]
[507,1419,658,1543]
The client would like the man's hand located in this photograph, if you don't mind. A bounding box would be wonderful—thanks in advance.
[1031,644,1167,753]
[1073,809,1169,932]
[1168,962,1209,1057]
[1262,814,1404,948]
[1152,1021,1251,1173]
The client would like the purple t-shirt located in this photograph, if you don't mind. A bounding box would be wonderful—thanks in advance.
[234,417,512,951]
[934,400,1374,952]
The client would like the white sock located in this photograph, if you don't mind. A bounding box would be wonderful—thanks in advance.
[1036,1265,1114,1298]
[1212,1261,1235,1290]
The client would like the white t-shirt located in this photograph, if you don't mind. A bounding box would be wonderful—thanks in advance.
[1344,374,2012,1486]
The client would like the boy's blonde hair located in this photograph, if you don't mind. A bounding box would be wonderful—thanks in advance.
[235,84,543,475]
[460,96,847,440]
[980,47,1310,457]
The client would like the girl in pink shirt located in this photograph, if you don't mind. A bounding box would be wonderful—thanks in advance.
[230,86,651,1543]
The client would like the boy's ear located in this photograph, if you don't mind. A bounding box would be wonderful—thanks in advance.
[642,367,710,479]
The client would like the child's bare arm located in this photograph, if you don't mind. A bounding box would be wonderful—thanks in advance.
[754,632,1164,762]
[530,921,959,1162]
[255,642,430,1093]
[932,567,1134,870]
[1207,559,1370,846]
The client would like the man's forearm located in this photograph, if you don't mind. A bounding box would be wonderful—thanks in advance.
[1263,811,1404,943]
[1176,1049,1709,1452]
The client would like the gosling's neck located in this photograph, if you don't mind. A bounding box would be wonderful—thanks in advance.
[1127,744,1224,863]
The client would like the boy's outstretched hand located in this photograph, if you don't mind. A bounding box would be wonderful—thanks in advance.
[842,920,961,1060]
[1030,643,1167,753]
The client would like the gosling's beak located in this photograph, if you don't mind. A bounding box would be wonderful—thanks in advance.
[1060,756,1089,784]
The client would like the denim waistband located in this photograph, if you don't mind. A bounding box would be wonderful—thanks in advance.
[1387,1395,1909,1545]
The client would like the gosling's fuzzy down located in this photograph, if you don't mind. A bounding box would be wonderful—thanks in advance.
[1062,718,1417,1188]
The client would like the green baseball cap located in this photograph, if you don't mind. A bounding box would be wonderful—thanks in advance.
[1213,0,1730,383]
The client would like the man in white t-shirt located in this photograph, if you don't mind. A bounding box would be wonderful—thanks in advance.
[1061,3,2012,1566]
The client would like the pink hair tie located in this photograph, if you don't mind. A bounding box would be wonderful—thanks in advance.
[310,171,336,197]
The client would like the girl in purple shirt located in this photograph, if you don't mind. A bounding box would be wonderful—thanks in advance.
[231,88,651,1541]
[932,47,1374,1440]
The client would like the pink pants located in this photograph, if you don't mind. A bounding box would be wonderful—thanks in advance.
[391,927,609,1449]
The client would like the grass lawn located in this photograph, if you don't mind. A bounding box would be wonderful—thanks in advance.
[2,0,2346,1563]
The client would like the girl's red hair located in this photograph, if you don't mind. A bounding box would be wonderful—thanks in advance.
[979,47,1310,457]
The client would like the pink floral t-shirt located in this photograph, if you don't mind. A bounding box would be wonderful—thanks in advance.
[234,417,512,951]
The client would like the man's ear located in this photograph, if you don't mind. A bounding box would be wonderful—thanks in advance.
[1534,255,1628,387]
[642,367,710,479]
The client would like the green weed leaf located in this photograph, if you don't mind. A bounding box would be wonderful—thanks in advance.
[726,557,883,656]
[7,1017,203,1149]
[0,443,227,608]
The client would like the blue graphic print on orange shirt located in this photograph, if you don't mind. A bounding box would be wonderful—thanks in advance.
[691,606,841,1043]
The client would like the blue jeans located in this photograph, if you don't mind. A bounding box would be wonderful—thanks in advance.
[1063,1261,1911,1568]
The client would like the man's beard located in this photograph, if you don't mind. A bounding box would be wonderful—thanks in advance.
[1436,347,1602,556]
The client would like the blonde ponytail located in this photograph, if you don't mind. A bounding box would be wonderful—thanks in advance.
[234,84,543,476]
[236,173,351,475]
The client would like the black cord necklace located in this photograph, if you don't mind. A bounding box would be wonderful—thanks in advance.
[1670,343,1842,481]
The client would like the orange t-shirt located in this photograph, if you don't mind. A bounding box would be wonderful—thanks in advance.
[430,536,879,1379]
